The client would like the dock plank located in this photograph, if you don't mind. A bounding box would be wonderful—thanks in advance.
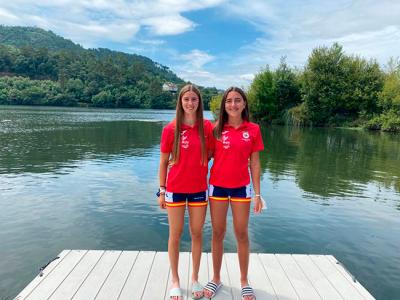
[327,255,374,300]
[248,254,277,300]
[275,254,321,300]
[310,255,364,300]
[118,251,156,300]
[14,250,71,300]
[15,251,375,300]
[224,252,242,300]
[72,250,121,300]
[292,254,343,300]
[49,250,104,300]
[141,251,170,300]
[259,253,300,300]
[25,250,87,300]
[95,251,139,300]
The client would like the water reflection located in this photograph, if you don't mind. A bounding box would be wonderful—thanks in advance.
[261,126,400,196]
[1,106,400,299]
[1,119,163,174]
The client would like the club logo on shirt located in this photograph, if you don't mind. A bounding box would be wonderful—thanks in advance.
[222,132,230,149]
[242,131,250,142]
[181,130,189,149]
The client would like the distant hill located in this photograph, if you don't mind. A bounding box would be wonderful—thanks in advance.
[0,25,83,51]
[0,26,222,109]
[0,25,184,84]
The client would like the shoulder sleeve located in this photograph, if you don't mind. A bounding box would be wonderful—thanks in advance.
[252,124,264,152]
[160,125,173,153]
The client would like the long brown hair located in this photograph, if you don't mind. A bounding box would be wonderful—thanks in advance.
[214,86,250,139]
[172,84,207,165]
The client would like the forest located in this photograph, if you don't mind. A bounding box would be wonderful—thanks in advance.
[210,43,400,132]
[0,26,218,109]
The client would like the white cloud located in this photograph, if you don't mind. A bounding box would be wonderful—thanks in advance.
[0,0,224,46]
[138,39,165,45]
[180,49,215,69]
[0,7,20,21]
[168,49,255,88]
[143,14,195,35]
[213,0,400,88]
[1,0,399,89]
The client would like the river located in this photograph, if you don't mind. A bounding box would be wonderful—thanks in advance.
[0,105,399,299]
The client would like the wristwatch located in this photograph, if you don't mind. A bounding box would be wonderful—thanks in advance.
[156,186,166,197]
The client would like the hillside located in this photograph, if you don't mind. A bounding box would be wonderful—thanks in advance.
[0,26,220,109]
[0,26,83,52]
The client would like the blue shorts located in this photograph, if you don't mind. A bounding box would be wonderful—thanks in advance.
[165,190,208,208]
[209,184,251,203]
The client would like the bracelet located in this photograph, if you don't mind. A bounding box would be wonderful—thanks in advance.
[255,194,261,197]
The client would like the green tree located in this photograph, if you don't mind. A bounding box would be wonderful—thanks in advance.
[92,90,114,107]
[275,58,301,121]
[379,59,400,111]
[302,43,384,126]
[210,94,222,120]
[248,67,277,122]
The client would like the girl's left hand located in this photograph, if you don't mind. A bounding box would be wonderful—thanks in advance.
[253,196,262,214]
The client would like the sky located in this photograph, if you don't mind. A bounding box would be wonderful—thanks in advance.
[1,0,400,89]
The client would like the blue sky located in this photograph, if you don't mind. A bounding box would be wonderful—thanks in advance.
[1,0,400,89]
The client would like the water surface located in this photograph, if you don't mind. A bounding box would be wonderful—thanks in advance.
[0,106,399,299]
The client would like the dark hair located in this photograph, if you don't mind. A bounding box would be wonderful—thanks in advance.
[214,86,249,139]
[172,84,207,165]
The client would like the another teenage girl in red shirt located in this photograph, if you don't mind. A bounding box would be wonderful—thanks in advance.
[158,84,213,300]
[204,87,264,300]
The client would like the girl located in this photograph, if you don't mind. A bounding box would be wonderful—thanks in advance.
[204,87,264,300]
[158,84,213,300]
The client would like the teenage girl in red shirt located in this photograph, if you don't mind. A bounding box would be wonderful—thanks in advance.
[158,84,213,300]
[204,87,264,300]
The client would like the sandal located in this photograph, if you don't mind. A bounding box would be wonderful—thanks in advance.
[241,285,256,300]
[203,281,222,299]
[169,287,183,300]
[191,281,204,299]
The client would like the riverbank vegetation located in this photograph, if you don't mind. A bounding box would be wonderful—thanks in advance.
[0,26,218,109]
[244,43,400,132]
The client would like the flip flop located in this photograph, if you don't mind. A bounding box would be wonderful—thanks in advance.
[241,285,256,300]
[191,281,204,299]
[203,281,222,299]
[169,287,183,300]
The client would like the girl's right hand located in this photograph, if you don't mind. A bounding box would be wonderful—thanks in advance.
[158,194,166,209]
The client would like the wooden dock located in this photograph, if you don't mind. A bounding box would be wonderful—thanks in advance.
[14,250,375,300]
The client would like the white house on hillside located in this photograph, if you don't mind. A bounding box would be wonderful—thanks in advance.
[162,82,178,93]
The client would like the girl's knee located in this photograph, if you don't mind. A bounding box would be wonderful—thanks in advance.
[169,229,183,243]
[190,229,203,240]
[212,228,226,241]
[235,230,249,243]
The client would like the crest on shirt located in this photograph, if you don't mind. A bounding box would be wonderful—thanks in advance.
[181,131,189,149]
[222,133,230,149]
[242,131,250,142]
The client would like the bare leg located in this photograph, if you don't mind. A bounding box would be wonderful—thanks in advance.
[204,200,229,298]
[231,201,254,300]
[167,205,186,300]
[188,205,207,298]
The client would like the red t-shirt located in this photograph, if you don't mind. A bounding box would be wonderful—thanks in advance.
[160,119,213,193]
[210,121,264,188]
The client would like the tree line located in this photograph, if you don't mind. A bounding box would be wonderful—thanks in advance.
[0,26,218,109]
[211,43,400,132]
